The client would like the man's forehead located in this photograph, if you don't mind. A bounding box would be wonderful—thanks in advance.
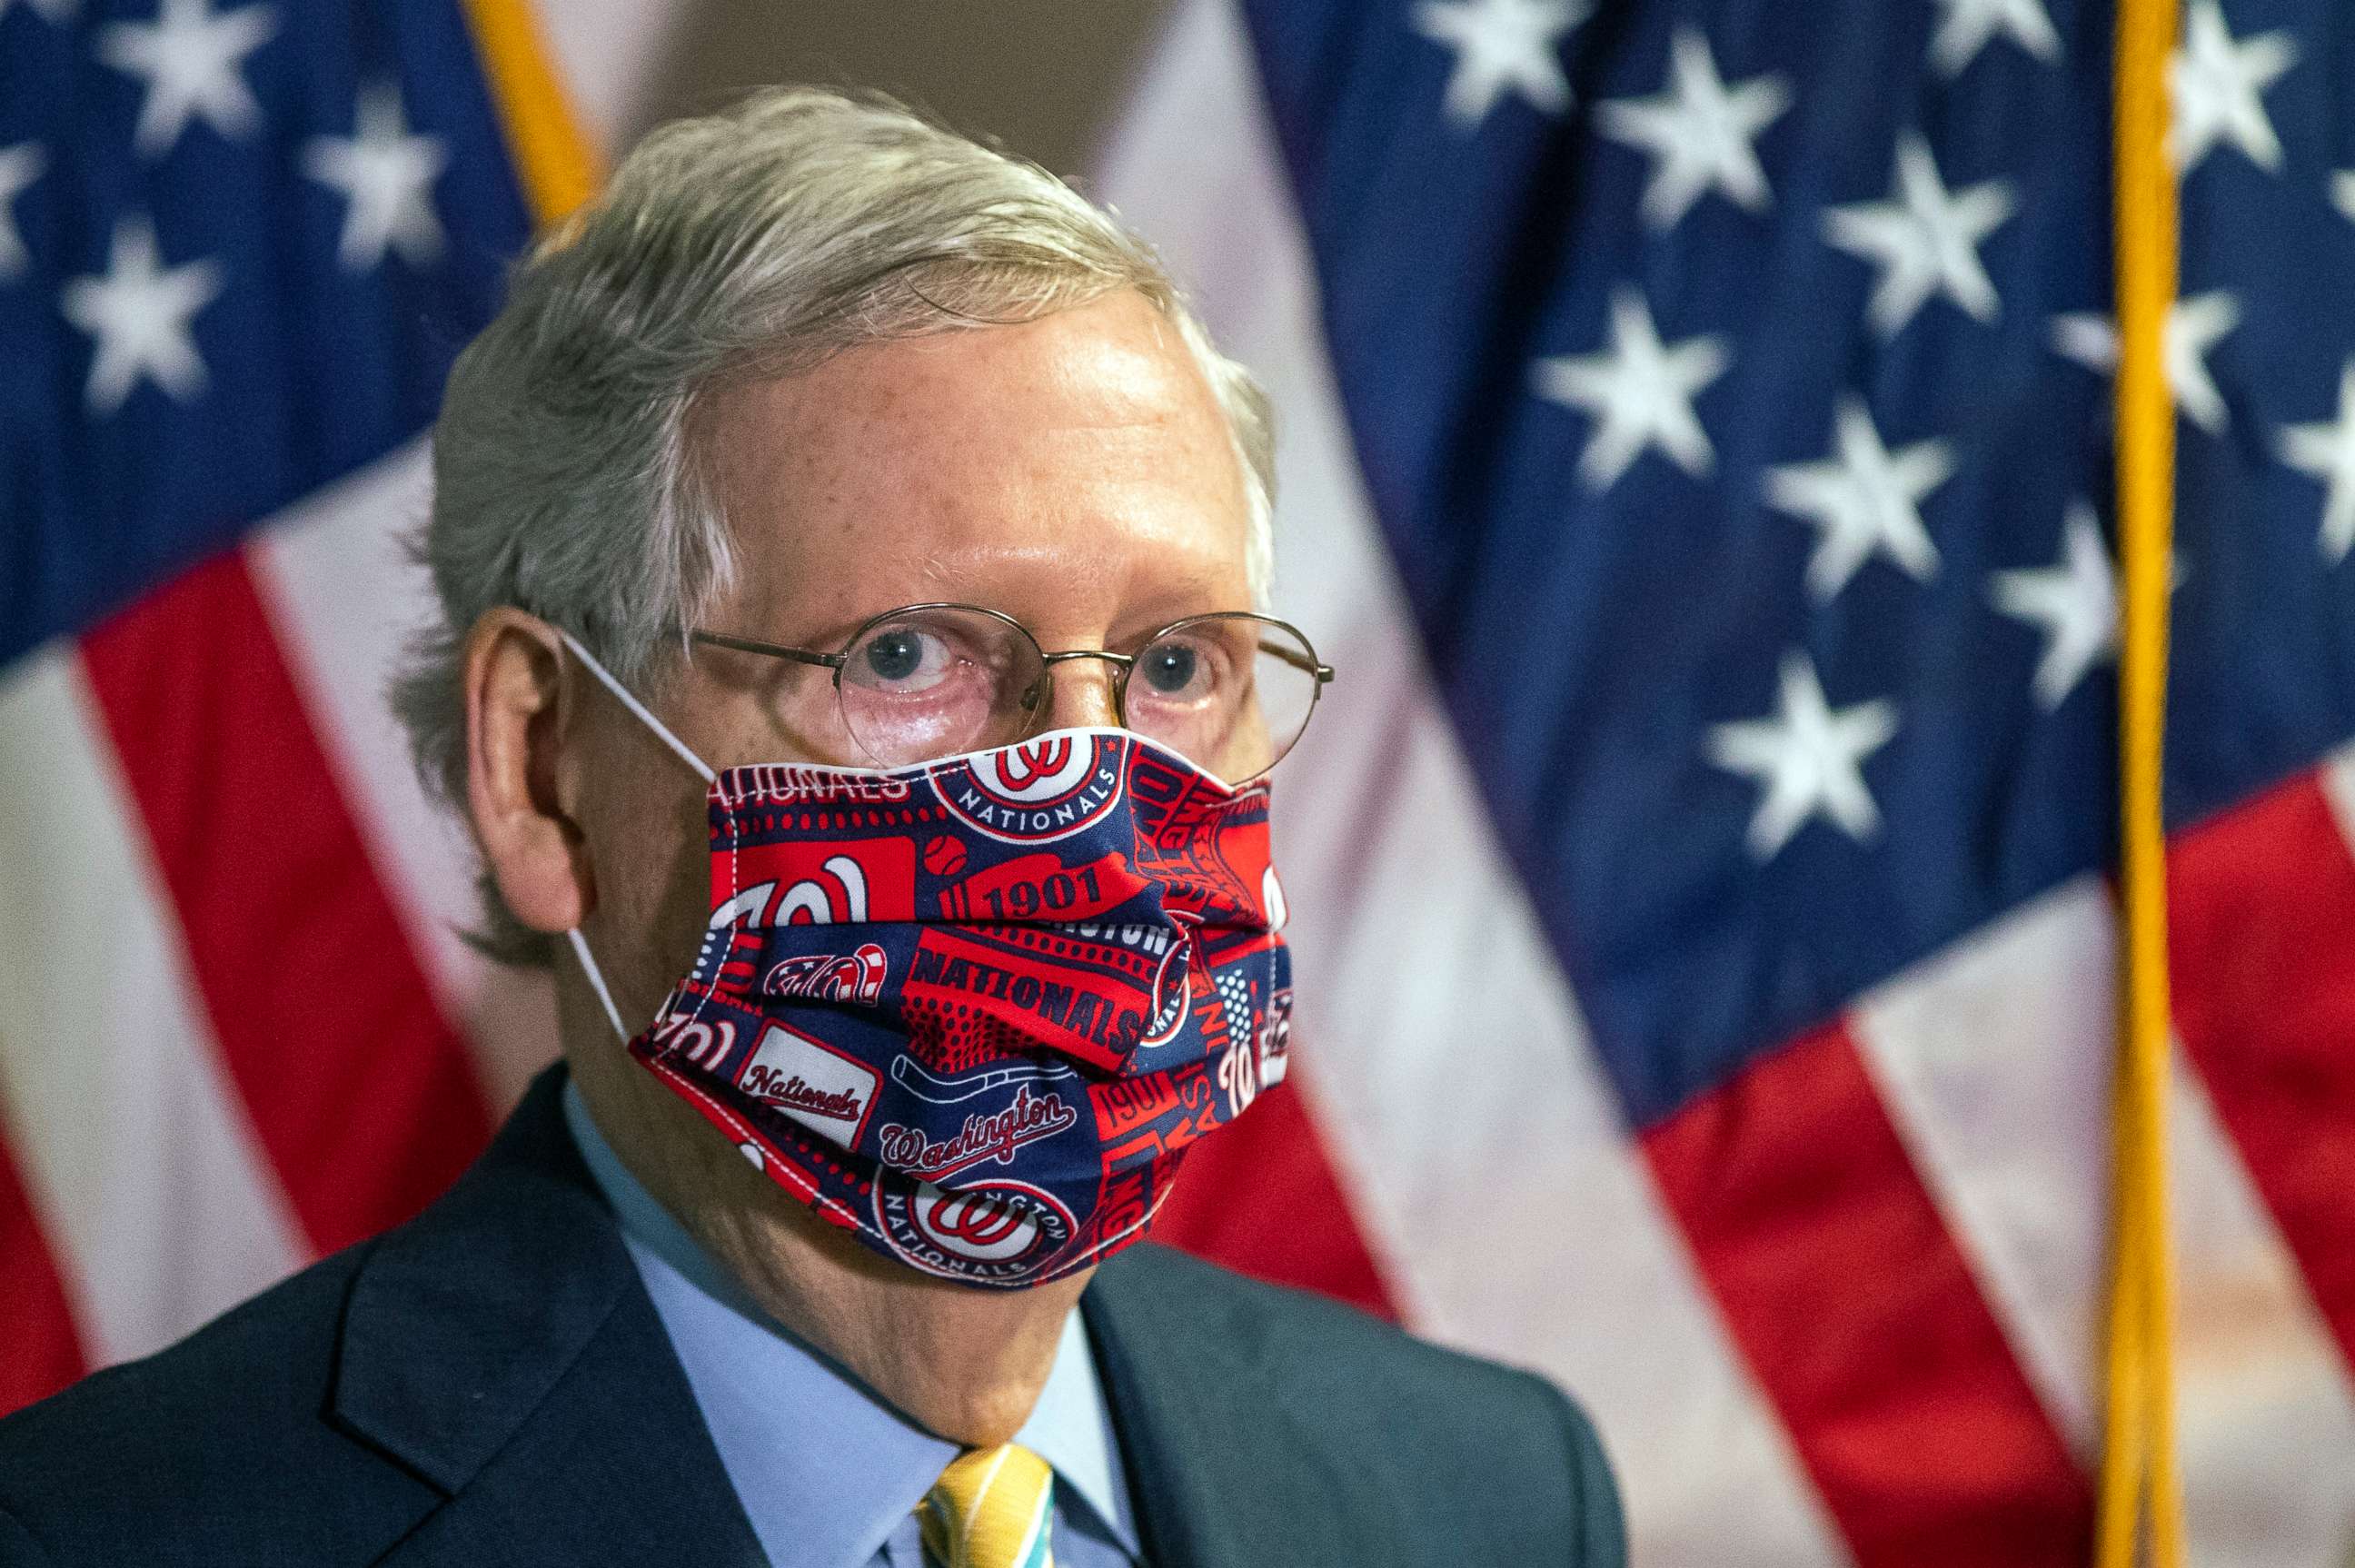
[694,292,1254,627]
[707,294,1222,456]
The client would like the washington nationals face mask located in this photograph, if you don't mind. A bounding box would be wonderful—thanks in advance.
[560,633,1293,1288]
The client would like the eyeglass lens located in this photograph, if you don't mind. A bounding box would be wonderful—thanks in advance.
[830,606,1319,781]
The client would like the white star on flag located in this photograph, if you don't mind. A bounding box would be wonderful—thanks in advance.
[1595,27,1790,232]
[2168,0,2296,174]
[98,0,278,160]
[1533,287,1730,491]
[60,214,224,415]
[1928,0,2062,77]
[1822,132,2015,339]
[2050,292,2241,436]
[1765,394,1957,600]
[0,143,44,282]
[1706,651,1900,860]
[2332,172,2355,225]
[1989,500,2123,710]
[1412,0,1590,129]
[2280,358,2355,565]
[303,82,449,272]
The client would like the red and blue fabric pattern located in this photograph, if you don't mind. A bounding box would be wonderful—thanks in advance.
[628,728,1293,1287]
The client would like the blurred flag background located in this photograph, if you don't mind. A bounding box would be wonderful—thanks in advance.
[3,1,2352,1564]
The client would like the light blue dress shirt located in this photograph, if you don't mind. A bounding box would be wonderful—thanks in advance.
[563,1085,1141,1568]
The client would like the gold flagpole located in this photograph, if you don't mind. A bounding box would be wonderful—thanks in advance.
[2100,0,2186,1563]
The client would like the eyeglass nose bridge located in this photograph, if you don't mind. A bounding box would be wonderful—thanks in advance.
[1019,648,1138,726]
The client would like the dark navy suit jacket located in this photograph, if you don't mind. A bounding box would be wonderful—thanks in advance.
[0,1067,1624,1566]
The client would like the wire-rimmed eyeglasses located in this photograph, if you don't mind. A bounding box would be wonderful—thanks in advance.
[691,603,1334,784]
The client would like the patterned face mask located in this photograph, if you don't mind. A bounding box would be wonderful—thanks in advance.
[561,632,1293,1287]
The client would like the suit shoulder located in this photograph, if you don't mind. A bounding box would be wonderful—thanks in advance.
[0,1241,434,1563]
[0,1240,365,1464]
[1094,1246,1625,1563]
[1107,1243,1557,1411]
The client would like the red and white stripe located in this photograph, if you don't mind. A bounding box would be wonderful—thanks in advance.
[248,442,558,1107]
[0,649,307,1378]
[3,8,2350,1568]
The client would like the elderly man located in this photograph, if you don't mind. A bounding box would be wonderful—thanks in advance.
[0,90,1621,1567]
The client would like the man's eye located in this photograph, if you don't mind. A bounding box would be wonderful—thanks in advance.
[857,629,945,687]
[1138,642,1203,697]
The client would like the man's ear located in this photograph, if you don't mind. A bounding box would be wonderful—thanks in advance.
[463,608,591,935]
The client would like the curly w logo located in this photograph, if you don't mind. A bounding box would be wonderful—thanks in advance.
[995,737,1077,792]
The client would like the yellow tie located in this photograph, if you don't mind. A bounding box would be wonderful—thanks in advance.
[919,1443,1057,1568]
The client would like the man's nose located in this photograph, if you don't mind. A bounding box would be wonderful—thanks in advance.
[1038,659,1122,731]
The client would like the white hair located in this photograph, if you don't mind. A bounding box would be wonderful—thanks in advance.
[392,86,1276,966]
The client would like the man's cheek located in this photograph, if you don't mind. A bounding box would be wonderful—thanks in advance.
[591,780,710,1017]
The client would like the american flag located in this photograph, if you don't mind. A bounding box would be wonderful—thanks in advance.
[0,0,562,1413]
[1110,0,2355,1563]
[5,1,2353,1565]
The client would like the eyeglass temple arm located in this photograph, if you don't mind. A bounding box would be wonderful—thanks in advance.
[1257,640,1336,684]
[690,629,845,670]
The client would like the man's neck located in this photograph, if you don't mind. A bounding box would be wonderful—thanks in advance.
[566,1040,1089,1446]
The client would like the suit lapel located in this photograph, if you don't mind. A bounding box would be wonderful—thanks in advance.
[333,1068,766,1566]
[1083,1247,1410,1568]
[332,1069,1404,1566]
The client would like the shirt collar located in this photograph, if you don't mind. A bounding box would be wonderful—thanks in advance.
[562,1082,1138,1567]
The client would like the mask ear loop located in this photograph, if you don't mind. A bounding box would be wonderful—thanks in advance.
[568,928,631,1042]
[555,628,717,786]
[551,628,719,1041]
